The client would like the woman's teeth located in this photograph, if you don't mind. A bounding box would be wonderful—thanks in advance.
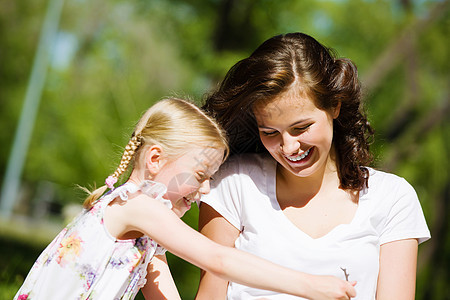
[286,148,310,162]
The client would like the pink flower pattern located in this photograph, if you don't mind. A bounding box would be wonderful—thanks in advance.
[14,181,167,300]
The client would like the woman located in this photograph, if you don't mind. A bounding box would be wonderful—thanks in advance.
[196,33,430,299]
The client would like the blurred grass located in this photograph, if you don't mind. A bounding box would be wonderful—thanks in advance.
[0,235,42,299]
[0,216,61,299]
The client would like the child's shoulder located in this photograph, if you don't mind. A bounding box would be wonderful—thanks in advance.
[103,181,171,217]
[107,181,168,202]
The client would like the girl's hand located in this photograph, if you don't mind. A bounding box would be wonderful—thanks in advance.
[306,275,356,300]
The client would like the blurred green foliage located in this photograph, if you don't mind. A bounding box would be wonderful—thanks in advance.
[0,0,448,299]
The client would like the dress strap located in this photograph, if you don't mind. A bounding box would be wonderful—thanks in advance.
[103,180,172,209]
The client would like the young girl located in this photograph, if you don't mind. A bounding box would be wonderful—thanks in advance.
[15,98,357,300]
[197,33,431,299]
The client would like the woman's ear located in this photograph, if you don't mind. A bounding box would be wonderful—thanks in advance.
[332,100,341,119]
[145,145,166,176]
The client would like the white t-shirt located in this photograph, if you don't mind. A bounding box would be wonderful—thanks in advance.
[201,153,430,300]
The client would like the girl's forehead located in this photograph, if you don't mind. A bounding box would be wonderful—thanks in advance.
[184,146,224,163]
[190,147,224,173]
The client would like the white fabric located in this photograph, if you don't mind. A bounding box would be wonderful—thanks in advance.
[201,153,431,300]
[15,180,170,300]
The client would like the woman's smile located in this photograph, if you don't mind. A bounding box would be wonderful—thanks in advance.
[284,147,312,162]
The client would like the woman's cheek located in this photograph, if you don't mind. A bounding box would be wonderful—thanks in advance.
[260,136,277,152]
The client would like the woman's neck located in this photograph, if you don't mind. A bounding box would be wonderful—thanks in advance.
[276,155,340,202]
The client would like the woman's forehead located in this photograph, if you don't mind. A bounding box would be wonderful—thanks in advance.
[253,92,314,115]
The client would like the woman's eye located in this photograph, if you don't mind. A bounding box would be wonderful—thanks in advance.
[294,124,311,132]
[261,131,278,136]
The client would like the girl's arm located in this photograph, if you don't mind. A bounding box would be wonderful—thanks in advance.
[196,203,240,299]
[376,239,418,300]
[123,195,356,299]
[141,254,181,300]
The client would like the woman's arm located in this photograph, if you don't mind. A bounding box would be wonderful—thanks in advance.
[125,195,356,299]
[377,238,418,299]
[196,203,240,299]
[141,254,181,300]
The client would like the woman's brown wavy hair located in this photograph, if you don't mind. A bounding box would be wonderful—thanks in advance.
[203,32,374,190]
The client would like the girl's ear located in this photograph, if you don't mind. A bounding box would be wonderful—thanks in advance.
[145,145,166,176]
[332,100,341,119]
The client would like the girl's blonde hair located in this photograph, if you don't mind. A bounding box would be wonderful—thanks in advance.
[83,98,229,209]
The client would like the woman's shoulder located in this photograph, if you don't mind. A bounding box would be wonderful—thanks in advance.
[367,167,413,187]
[365,168,430,244]
[224,152,271,167]
[365,167,417,200]
[217,152,272,177]
[207,153,273,190]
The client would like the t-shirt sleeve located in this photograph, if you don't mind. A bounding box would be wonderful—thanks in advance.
[379,177,431,245]
[200,160,243,230]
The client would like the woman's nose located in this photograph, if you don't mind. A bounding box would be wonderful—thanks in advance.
[280,134,300,155]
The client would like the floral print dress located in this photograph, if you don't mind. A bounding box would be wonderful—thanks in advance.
[15,180,171,300]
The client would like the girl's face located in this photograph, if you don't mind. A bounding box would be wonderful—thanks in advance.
[153,147,224,217]
[253,89,339,180]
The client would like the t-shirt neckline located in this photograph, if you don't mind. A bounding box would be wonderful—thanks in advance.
[264,155,366,243]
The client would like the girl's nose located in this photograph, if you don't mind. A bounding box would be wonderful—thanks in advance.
[280,134,300,155]
[198,180,211,195]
